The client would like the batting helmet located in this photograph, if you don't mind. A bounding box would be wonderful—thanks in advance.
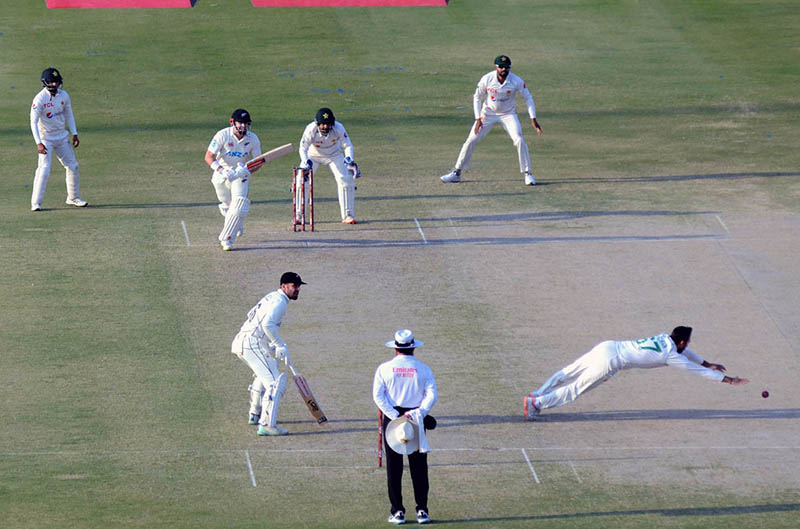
[230,108,252,124]
[41,67,63,86]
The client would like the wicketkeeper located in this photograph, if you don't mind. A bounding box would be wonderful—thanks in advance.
[205,109,262,251]
[298,107,361,224]
[231,272,306,436]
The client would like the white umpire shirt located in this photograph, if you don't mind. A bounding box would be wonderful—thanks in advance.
[611,333,725,381]
[473,71,536,119]
[235,289,289,352]
[299,121,353,166]
[208,126,262,172]
[373,354,438,420]
[30,88,77,144]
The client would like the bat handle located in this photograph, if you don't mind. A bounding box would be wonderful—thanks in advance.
[287,362,299,377]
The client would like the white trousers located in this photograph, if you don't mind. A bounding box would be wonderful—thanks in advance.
[535,341,618,410]
[211,171,249,211]
[31,136,80,207]
[454,111,531,173]
[232,332,282,426]
[307,153,355,220]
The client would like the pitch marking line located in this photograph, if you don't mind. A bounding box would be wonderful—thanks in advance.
[715,214,730,233]
[521,448,540,484]
[414,218,428,244]
[244,450,257,487]
[180,220,191,247]
[568,459,582,483]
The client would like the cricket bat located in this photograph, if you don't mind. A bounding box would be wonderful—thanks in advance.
[246,143,294,171]
[378,409,384,467]
[288,363,327,425]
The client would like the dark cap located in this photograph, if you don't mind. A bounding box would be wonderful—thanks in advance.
[41,67,62,83]
[280,272,306,285]
[671,326,693,343]
[231,108,252,123]
[494,55,512,68]
[315,107,335,125]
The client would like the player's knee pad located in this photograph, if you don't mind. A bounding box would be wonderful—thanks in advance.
[230,196,250,220]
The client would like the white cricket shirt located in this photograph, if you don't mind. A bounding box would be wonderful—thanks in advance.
[613,333,725,381]
[299,121,353,164]
[238,290,289,349]
[373,354,438,420]
[473,71,536,119]
[208,127,261,171]
[30,88,77,143]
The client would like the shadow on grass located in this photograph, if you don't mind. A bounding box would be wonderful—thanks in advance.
[437,503,800,524]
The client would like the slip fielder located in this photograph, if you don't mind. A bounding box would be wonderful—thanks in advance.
[441,54,542,186]
[204,109,262,251]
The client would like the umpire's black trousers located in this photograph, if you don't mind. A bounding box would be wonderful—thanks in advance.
[383,407,429,515]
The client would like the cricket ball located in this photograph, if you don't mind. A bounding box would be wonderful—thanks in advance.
[762,390,769,398]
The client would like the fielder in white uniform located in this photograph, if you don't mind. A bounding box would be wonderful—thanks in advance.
[205,109,262,251]
[441,55,542,186]
[30,68,87,211]
[299,107,361,224]
[231,272,306,436]
[524,326,750,421]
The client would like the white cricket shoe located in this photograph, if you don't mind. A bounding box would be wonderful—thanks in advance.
[524,393,540,421]
[524,172,536,186]
[416,510,431,524]
[65,197,88,207]
[440,169,461,183]
[220,240,233,251]
[387,511,405,525]
[31,204,42,211]
[257,425,288,436]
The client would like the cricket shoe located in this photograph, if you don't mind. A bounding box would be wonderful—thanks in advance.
[31,204,41,212]
[65,197,88,207]
[387,511,405,525]
[524,172,536,186]
[440,169,461,183]
[524,393,540,421]
[416,510,431,524]
[342,216,357,224]
[248,413,259,426]
[257,425,288,436]
[220,240,233,251]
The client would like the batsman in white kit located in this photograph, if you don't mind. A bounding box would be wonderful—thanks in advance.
[231,272,306,436]
[30,68,87,211]
[298,107,361,224]
[524,326,750,421]
[441,55,542,186]
[204,109,262,251]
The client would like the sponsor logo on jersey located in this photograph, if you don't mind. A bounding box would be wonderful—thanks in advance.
[46,112,53,118]
[228,142,234,148]
[226,151,247,158]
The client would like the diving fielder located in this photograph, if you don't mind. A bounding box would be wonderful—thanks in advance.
[441,55,542,186]
[30,68,87,211]
[524,326,750,421]
[205,109,262,251]
[232,272,306,436]
[298,107,360,224]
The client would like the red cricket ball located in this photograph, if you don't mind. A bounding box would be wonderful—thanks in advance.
[762,390,769,398]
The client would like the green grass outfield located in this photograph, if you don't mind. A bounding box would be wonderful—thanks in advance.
[1,1,799,528]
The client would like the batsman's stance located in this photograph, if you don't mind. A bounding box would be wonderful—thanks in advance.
[298,107,361,224]
[524,326,750,421]
[231,272,307,436]
[205,109,262,251]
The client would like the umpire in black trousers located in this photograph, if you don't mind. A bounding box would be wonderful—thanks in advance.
[373,329,438,525]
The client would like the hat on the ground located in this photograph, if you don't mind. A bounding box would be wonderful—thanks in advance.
[494,55,512,68]
[385,329,424,349]
[280,272,306,285]
[385,415,420,455]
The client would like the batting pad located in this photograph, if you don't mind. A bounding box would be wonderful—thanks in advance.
[46,0,196,7]
[252,1,447,6]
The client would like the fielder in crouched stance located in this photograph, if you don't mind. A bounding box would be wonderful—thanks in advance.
[524,326,749,421]
[205,109,262,251]
[232,272,306,436]
[373,330,438,525]
[299,107,360,224]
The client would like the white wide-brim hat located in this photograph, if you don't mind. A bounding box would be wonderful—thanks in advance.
[385,415,420,455]
[385,329,424,349]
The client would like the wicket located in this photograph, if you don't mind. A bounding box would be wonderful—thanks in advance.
[292,167,314,232]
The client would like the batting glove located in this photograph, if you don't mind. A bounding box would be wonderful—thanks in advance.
[234,162,251,180]
[274,344,290,364]
[223,167,238,182]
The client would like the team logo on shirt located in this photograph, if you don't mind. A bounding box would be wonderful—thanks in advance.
[228,142,234,148]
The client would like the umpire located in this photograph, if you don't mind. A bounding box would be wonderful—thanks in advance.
[373,329,438,525]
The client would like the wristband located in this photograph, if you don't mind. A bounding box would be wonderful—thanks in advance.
[211,161,221,172]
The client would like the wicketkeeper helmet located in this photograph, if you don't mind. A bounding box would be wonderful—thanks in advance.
[315,107,335,125]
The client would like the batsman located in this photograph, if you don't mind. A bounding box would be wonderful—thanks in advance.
[231,272,307,436]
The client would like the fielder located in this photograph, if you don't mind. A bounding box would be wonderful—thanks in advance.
[232,272,306,436]
[30,68,87,211]
[298,107,360,224]
[524,326,750,421]
[441,54,542,186]
[204,109,262,251]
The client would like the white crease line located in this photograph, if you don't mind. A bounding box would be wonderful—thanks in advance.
[521,448,540,484]
[180,220,191,247]
[715,214,729,233]
[568,459,582,483]
[245,450,257,487]
[414,218,428,244]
